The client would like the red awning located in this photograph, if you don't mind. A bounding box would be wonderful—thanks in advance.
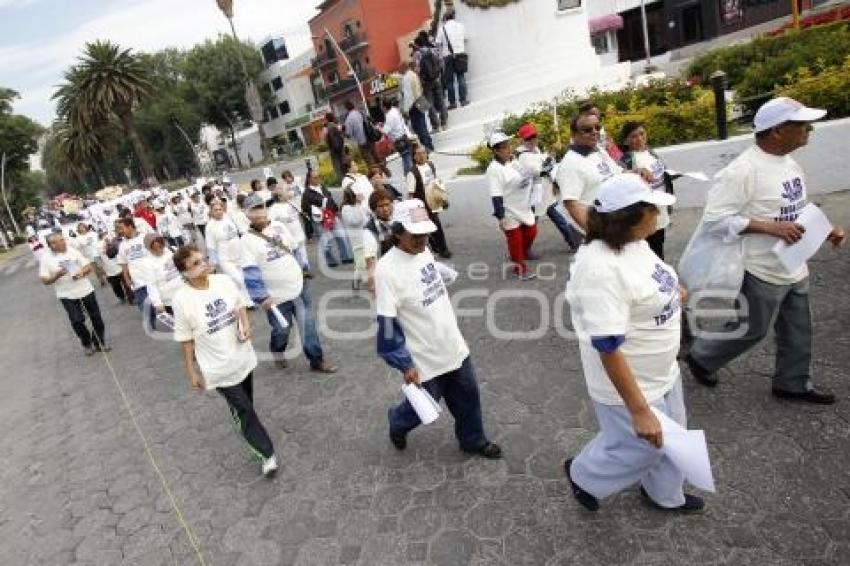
[589,14,624,35]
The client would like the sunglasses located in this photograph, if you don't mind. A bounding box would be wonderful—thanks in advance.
[579,125,602,134]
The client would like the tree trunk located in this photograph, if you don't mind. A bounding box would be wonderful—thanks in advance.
[117,108,156,184]
[228,125,243,169]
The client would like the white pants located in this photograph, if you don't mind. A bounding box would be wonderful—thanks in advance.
[571,378,687,508]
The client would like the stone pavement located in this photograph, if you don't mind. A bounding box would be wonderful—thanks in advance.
[1,184,849,566]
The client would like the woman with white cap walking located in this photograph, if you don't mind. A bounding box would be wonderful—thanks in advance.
[564,173,704,513]
[486,132,538,280]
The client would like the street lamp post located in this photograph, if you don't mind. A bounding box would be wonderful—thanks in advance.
[640,0,652,73]
[215,0,269,162]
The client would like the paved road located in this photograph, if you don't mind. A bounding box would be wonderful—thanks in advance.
[2,181,849,565]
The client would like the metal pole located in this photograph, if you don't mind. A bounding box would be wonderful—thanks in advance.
[791,0,801,30]
[324,27,368,109]
[0,153,22,237]
[711,71,728,141]
[172,120,203,173]
[640,0,652,72]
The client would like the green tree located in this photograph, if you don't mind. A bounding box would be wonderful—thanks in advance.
[183,35,268,168]
[0,88,45,227]
[53,40,155,181]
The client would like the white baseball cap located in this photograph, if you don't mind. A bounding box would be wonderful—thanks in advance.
[753,97,826,133]
[392,199,437,235]
[487,132,512,148]
[593,173,676,213]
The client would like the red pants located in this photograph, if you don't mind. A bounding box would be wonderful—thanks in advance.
[503,223,538,275]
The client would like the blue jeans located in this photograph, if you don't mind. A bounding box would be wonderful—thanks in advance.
[266,284,324,368]
[315,221,352,267]
[134,285,157,331]
[409,107,434,151]
[388,357,488,451]
[442,56,468,106]
[547,203,582,250]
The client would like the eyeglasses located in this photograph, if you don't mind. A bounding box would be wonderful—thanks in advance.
[579,125,602,134]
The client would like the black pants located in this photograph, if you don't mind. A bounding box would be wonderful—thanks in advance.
[646,229,666,260]
[218,373,274,460]
[60,292,105,349]
[429,213,450,255]
[107,274,128,302]
[197,224,206,238]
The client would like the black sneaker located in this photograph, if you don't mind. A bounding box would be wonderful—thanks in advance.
[685,354,718,387]
[389,430,407,451]
[463,442,502,459]
[640,486,705,513]
[772,387,836,405]
[564,458,599,511]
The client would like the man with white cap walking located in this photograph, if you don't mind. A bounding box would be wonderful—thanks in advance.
[375,199,502,458]
[686,97,846,404]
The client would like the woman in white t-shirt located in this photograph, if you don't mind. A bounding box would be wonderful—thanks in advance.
[171,245,278,478]
[137,233,185,315]
[269,185,310,275]
[405,145,451,259]
[74,223,107,286]
[620,121,678,260]
[340,187,370,290]
[205,199,253,307]
[564,174,704,513]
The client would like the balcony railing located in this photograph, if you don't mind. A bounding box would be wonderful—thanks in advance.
[338,31,369,53]
[324,67,374,98]
[311,50,337,69]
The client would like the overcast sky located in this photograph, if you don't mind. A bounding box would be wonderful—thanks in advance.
[0,0,321,125]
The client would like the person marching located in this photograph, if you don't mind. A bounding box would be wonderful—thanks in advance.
[269,182,311,277]
[364,188,395,294]
[205,197,253,307]
[190,192,209,239]
[137,233,184,318]
[406,145,452,259]
[116,217,152,315]
[685,98,846,403]
[620,121,677,259]
[73,223,107,286]
[564,174,703,513]
[40,232,109,356]
[240,194,339,374]
[340,187,370,291]
[171,245,279,477]
[100,231,131,304]
[301,169,353,268]
[154,199,184,249]
[375,199,501,458]
[486,132,538,280]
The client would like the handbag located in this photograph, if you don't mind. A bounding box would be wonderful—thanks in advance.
[414,95,432,114]
[425,179,450,212]
[443,25,468,73]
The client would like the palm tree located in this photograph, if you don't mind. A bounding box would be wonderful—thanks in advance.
[53,41,155,182]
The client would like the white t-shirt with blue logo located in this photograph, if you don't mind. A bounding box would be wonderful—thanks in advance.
[375,247,469,382]
[172,274,257,390]
[703,146,809,285]
[631,150,670,231]
[556,148,623,207]
[566,240,682,406]
[116,233,149,290]
[240,221,303,304]
[39,247,94,300]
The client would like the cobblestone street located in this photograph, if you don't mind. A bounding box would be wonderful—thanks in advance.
[2,187,849,566]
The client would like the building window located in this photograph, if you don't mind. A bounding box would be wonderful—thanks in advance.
[352,59,363,74]
[271,77,284,91]
[591,33,610,54]
[278,101,291,116]
[327,71,339,84]
[266,106,280,121]
[342,21,357,39]
[557,0,582,10]
[261,37,289,66]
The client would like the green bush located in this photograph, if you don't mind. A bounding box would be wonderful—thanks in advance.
[472,80,719,170]
[780,57,850,119]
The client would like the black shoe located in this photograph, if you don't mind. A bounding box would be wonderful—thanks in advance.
[686,354,718,387]
[463,442,502,459]
[564,458,599,511]
[447,104,457,110]
[772,387,836,405]
[341,259,354,265]
[389,430,407,451]
[327,262,339,268]
[94,343,112,353]
[640,487,705,513]
[438,251,453,260]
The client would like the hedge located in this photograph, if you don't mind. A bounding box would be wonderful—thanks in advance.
[471,80,718,170]
[779,57,850,119]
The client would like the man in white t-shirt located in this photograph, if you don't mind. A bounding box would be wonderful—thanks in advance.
[241,194,338,373]
[190,192,208,238]
[438,10,468,108]
[116,217,152,317]
[556,112,623,232]
[375,199,501,458]
[39,232,109,355]
[686,98,846,405]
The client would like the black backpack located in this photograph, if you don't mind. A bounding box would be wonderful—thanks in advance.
[364,118,383,143]
[418,49,441,84]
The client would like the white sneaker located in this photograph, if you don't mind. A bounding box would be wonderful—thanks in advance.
[262,454,279,477]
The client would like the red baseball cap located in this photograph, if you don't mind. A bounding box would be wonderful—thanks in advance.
[517,123,538,140]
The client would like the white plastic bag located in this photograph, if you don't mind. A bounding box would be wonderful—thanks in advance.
[678,221,744,294]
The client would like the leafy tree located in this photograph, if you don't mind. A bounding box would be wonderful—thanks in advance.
[183,35,269,168]
[0,88,44,227]
[53,41,155,181]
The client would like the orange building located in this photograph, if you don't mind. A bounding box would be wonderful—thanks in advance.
[309,0,433,116]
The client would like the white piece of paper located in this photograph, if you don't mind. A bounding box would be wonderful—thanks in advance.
[651,407,716,493]
[772,204,833,272]
[402,384,441,425]
[270,305,290,329]
[666,169,709,182]
[263,167,273,180]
